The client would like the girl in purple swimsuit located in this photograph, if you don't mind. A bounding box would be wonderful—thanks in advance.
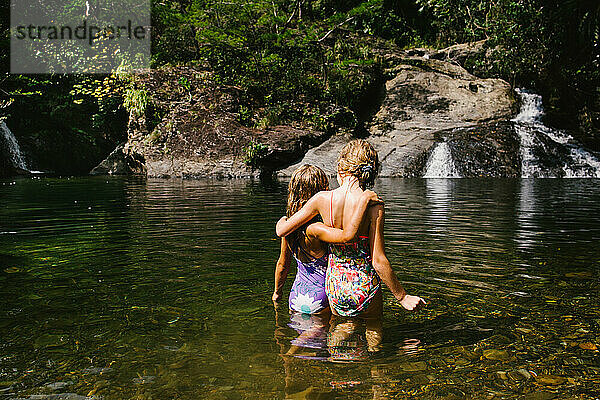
[272,164,382,315]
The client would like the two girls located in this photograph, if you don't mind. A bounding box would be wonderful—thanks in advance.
[274,140,424,320]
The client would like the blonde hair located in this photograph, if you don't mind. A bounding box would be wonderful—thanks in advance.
[337,139,379,189]
[286,164,329,254]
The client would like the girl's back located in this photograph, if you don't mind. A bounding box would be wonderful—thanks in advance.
[325,183,382,317]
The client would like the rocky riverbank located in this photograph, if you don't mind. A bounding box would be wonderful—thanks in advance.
[91,41,520,179]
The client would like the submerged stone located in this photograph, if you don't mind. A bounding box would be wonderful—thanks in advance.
[578,342,597,350]
[517,369,532,380]
[483,349,510,361]
[535,375,566,386]
[399,361,428,372]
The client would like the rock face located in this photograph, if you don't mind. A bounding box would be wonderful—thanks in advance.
[89,144,129,175]
[446,122,521,177]
[280,47,516,177]
[104,66,330,179]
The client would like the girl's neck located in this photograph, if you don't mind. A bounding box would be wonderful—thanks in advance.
[339,175,361,192]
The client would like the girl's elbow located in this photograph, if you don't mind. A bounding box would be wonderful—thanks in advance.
[341,231,355,243]
[275,260,289,272]
[275,224,288,237]
[371,256,390,272]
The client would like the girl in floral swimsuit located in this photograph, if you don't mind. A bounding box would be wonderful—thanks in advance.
[276,140,425,324]
[272,164,382,314]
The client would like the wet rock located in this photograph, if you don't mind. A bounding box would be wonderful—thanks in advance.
[517,369,532,380]
[445,122,521,177]
[399,361,427,372]
[535,375,566,386]
[89,143,130,175]
[507,370,526,381]
[482,349,510,361]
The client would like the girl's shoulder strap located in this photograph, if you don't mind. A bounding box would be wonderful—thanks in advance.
[329,191,334,227]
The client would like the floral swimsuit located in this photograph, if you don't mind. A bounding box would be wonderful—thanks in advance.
[325,192,381,317]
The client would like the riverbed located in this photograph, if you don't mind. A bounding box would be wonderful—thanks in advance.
[1,177,599,399]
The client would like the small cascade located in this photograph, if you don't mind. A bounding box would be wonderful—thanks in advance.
[1,121,28,171]
[513,89,600,178]
[423,142,461,178]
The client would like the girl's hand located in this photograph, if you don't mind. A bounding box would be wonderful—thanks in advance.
[362,190,384,205]
[399,294,426,311]
[272,291,282,303]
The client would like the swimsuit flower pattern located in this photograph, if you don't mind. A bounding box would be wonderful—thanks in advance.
[289,250,329,314]
[290,292,324,314]
[326,236,381,317]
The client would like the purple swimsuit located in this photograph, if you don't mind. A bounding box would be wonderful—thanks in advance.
[288,247,330,314]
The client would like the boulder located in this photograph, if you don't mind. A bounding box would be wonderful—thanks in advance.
[280,54,516,177]
[90,144,129,175]
[105,47,517,179]
[430,40,488,66]
[446,122,521,177]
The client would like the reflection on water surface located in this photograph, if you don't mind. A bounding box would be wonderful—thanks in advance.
[1,177,599,399]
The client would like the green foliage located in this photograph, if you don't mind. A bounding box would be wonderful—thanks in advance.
[178,76,191,91]
[123,88,148,117]
[243,141,269,167]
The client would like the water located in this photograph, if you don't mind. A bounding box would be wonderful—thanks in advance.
[423,142,460,178]
[1,121,28,171]
[513,89,600,178]
[1,177,600,399]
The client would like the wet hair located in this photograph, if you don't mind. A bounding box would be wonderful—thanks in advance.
[337,139,379,189]
[286,164,329,255]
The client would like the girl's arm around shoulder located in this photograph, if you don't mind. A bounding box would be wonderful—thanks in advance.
[306,190,383,243]
[272,237,292,303]
[275,191,328,237]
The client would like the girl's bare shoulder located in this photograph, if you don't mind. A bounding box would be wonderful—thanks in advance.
[312,190,333,203]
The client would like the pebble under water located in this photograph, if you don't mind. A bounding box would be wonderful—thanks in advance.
[1,177,599,399]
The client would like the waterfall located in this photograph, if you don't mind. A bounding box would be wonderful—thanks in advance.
[0,121,28,171]
[513,89,600,178]
[423,142,461,178]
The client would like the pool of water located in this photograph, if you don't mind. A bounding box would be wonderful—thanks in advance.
[1,177,599,399]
